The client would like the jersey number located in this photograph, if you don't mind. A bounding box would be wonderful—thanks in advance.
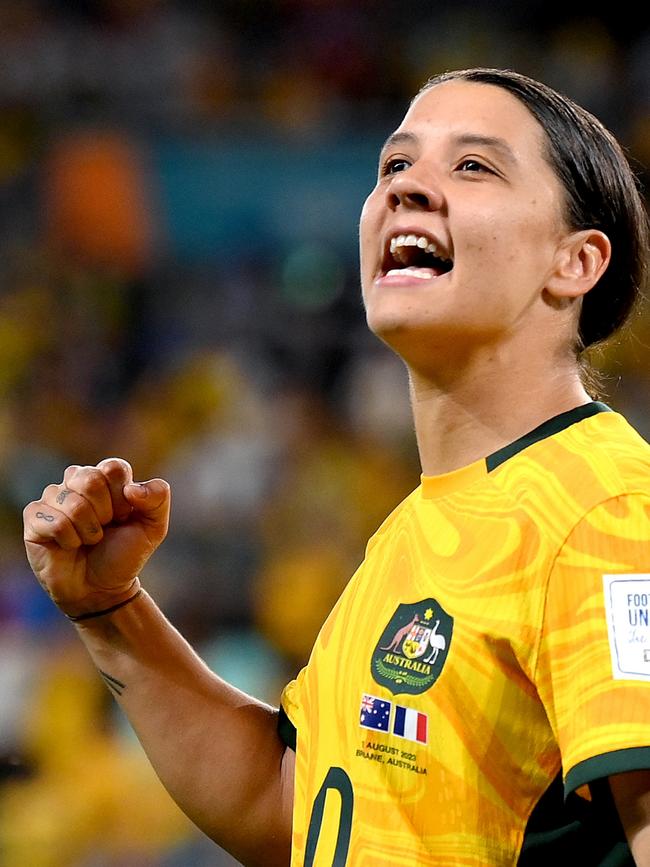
[304,767,354,866]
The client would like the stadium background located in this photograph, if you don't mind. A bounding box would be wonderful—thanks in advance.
[0,1,648,864]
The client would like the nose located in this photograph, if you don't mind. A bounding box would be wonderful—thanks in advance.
[386,169,444,213]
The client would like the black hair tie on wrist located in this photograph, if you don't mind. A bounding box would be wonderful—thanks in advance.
[65,588,143,622]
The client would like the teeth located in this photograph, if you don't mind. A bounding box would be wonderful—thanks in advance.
[389,233,446,260]
[386,267,434,279]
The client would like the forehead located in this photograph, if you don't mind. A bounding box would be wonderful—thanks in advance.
[395,80,549,165]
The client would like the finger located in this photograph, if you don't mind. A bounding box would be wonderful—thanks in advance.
[123,479,171,541]
[41,482,105,546]
[23,501,83,551]
[96,458,134,522]
[60,466,113,525]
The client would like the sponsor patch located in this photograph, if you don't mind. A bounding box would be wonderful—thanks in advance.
[603,574,650,681]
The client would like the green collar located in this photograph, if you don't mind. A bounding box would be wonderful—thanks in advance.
[486,401,612,472]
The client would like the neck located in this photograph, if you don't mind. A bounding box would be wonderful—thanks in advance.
[407,349,592,476]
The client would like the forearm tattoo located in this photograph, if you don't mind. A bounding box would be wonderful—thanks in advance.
[98,669,126,696]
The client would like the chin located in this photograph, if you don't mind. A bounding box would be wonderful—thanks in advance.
[366,313,430,357]
[365,309,409,341]
[367,312,487,372]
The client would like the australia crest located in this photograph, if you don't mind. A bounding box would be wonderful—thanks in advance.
[371,598,453,695]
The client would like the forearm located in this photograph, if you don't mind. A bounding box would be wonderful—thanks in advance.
[630,831,650,867]
[611,770,650,867]
[74,589,293,867]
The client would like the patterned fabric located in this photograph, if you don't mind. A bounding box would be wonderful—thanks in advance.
[280,406,650,866]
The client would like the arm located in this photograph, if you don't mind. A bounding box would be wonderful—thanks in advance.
[23,459,293,867]
[535,492,650,865]
[611,771,650,867]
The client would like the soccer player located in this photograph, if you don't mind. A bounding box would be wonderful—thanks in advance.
[23,68,650,866]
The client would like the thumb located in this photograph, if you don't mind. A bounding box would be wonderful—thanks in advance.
[123,479,171,529]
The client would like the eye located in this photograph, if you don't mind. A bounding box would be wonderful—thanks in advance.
[381,157,412,176]
[456,159,493,174]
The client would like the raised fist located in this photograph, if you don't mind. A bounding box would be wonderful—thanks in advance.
[23,458,170,619]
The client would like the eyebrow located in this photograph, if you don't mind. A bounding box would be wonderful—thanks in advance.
[379,131,418,156]
[452,133,518,166]
[379,130,519,167]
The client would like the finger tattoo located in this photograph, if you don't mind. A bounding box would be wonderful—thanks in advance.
[56,489,71,505]
[36,512,55,522]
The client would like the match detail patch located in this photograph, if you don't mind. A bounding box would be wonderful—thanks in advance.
[603,574,650,681]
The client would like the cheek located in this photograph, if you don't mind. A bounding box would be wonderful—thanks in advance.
[359,194,381,268]
[459,208,549,272]
[455,206,507,253]
[459,229,508,271]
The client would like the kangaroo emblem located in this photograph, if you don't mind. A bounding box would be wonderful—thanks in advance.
[381,614,419,652]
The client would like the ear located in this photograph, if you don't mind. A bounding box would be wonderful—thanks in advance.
[546,229,611,300]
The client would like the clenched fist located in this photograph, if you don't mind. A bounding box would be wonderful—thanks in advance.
[23,458,170,619]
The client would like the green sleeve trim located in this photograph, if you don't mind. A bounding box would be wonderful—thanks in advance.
[278,704,297,752]
[565,746,650,797]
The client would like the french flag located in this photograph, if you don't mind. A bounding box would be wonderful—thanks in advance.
[393,705,428,744]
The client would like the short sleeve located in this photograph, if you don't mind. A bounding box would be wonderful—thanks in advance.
[278,666,308,752]
[536,493,650,797]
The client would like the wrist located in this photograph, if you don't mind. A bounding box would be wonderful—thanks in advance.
[61,578,142,621]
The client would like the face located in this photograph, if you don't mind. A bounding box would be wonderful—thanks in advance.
[359,80,570,372]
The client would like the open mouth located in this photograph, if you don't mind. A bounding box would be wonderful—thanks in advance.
[381,233,454,279]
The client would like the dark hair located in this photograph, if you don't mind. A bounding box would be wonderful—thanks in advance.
[418,68,649,352]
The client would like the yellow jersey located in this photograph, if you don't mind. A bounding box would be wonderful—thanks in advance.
[279,403,650,866]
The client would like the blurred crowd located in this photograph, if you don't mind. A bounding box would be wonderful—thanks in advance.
[0,1,648,865]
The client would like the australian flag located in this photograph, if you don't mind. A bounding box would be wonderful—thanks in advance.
[359,693,391,732]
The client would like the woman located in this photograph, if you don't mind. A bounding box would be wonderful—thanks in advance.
[24,68,650,866]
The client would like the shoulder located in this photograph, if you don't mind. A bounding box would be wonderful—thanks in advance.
[563,410,650,490]
[491,410,650,528]
[363,486,421,554]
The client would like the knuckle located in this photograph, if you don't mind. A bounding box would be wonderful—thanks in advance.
[153,478,171,497]
[63,464,82,482]
[98,457,131,478]
[76,467,106,494]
